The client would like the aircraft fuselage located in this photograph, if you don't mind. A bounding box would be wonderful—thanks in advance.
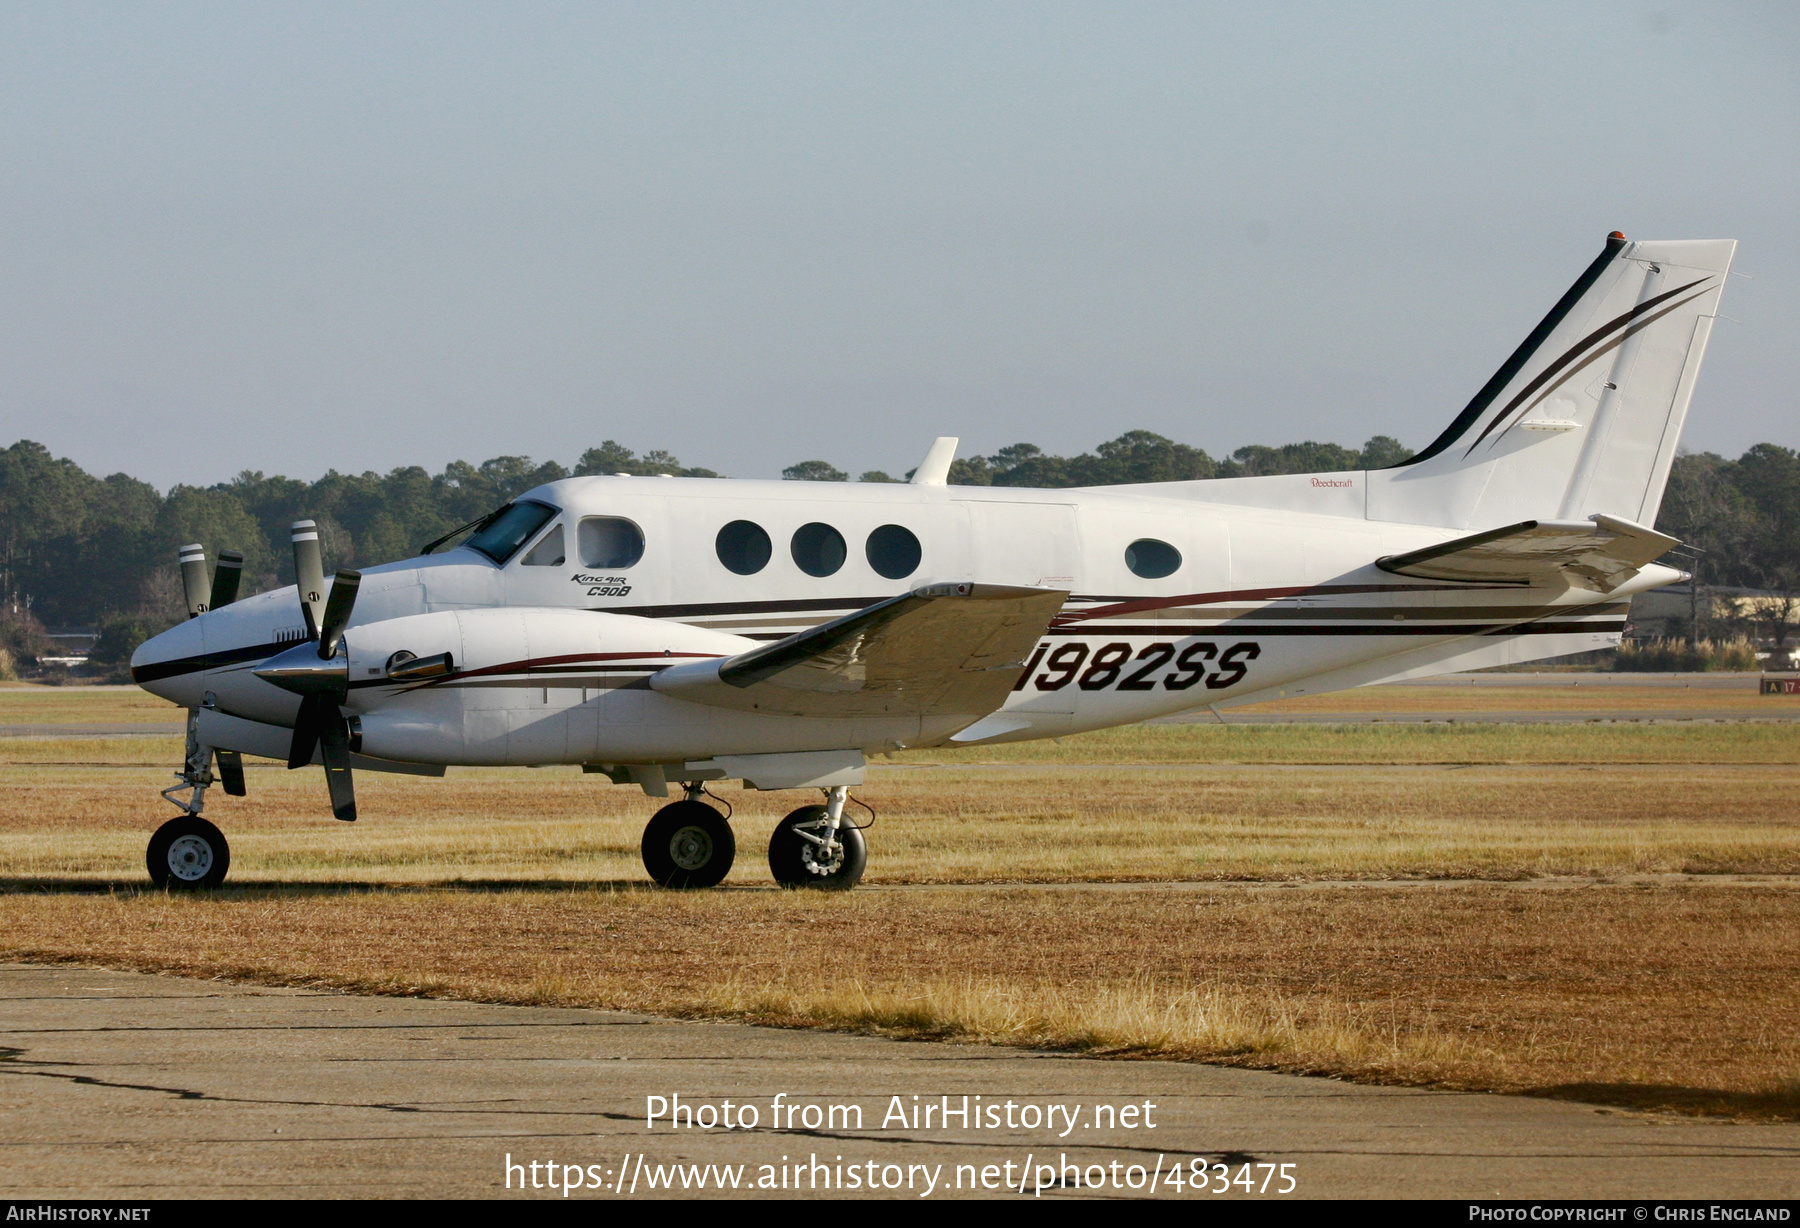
[132,474,1669,770]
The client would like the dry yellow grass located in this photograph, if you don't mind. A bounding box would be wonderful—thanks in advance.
[2,751,1797,882]
[698,973,1486,1077]
[4,883,1796,1118]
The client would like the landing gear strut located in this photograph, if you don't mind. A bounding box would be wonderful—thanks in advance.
[768,785,867,890]
[148,709,242,890]
[640,786,735,888]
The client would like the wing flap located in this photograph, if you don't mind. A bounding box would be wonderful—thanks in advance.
[652,583,1067,718]
[1375,514,1679,591]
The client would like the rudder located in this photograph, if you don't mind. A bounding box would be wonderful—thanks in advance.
[1367,233,1736,530]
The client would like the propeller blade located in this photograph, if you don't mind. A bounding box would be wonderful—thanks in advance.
[283,687,356,821]
[316,570,362,660]
[178,544,209,618]
[209,549,244,611]
[290,520,326,640]
[287,693,325,769]
[318,714,357,822]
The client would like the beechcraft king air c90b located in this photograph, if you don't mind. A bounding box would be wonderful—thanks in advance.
[132,232,1735,891]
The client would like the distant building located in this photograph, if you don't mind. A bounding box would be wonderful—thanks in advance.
[1630,585,1799,651]
[39,630,97,668]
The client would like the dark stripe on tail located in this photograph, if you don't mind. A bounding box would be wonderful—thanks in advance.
[1398,232,1628,468]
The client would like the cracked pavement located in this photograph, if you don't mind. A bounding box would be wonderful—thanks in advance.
[1,963,1796,1199]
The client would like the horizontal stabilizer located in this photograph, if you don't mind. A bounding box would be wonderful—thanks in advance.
[1375,514,1679,591]
[651,582,1067,718]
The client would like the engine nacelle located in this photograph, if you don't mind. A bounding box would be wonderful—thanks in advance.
[345,606,751,764]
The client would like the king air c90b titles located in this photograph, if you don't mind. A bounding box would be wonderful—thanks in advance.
[132,233,1735,891]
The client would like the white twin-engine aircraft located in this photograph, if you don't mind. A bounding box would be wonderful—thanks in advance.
[133,233,1734,892]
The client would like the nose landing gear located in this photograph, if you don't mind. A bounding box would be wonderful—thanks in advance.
[147,710,244,890]
[147,815,231,890]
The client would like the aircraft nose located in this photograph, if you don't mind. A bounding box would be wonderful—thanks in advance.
[129,617,207,706]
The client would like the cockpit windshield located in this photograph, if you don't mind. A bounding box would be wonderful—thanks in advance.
[464,501,558,565]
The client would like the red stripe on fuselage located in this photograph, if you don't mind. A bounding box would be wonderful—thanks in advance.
[433,649,723,685]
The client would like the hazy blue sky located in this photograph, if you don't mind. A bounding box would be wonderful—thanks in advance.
[0,1,1793,487]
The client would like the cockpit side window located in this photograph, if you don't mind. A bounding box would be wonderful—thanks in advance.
[520,522,566,566]
[465,501,558,565]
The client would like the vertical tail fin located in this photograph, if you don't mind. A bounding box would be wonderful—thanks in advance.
[1368,233,1736,530]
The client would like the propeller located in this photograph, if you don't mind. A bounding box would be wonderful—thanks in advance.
[317,567,361,658]
[174,543,248,793]
[290,520,326,639]
[178,544,209,618]
[178,544,246,618]
[209,549,244,611]
[253,520,362,822]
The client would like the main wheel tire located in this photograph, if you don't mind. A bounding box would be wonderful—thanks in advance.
[641,801,735,888]
[768,805,867,891]
[146,816,231,890]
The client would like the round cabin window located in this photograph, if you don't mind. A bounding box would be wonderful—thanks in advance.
[865,524,922,580]
[1124,538,1181,579]
[791,522,848,577]
[716,520,773,575]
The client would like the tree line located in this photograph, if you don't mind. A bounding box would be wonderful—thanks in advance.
[787,431,1417,486]
[1657,444,1800,649]
[0,431,1791,677]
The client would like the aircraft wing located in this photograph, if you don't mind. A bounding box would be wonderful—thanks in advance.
[1375,514,1679,591]
[650,583,1067,718]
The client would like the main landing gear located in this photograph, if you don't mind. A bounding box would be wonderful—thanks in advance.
[638,784,868,891]
[769,788,866,891]
[640,794,736,889]
[147,710,244,890]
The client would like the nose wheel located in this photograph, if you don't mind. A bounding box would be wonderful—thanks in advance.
[147,815,231,890]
